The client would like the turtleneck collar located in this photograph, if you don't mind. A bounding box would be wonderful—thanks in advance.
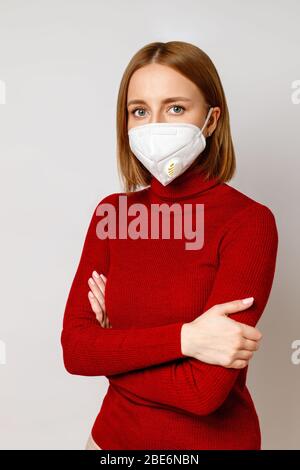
[149,165,221,201]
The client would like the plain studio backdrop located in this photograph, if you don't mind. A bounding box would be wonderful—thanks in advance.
[0,0,299,450]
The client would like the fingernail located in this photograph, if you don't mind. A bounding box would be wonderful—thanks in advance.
[89,277,95,285]
[88,291,94,298]
[242,297,254,304]
[93,271,100,278]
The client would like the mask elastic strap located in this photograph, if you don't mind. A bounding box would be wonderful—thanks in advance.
[200,106,214,133]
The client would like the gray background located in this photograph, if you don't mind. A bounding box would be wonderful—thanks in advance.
[0,0,299,450]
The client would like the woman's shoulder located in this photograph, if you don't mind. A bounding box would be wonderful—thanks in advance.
[221,181,277,225]
[95,192,120,207]
[220,182,278,245]
[95,188,149,208]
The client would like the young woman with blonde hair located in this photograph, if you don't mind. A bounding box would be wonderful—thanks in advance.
[61,41,278,450]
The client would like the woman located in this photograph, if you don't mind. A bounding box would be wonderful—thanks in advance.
[61,41,278,450]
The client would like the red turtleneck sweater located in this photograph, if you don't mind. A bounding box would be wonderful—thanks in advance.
[61,166,278,450]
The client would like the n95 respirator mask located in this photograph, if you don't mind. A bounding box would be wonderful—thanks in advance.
[128,107,214,186]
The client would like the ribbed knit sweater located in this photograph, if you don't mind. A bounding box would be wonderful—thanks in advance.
[61,165,278,450]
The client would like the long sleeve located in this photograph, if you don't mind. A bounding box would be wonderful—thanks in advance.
[60,193,185,377]
[108,202,279,417]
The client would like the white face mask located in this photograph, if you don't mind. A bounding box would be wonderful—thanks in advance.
[128,107,214,186]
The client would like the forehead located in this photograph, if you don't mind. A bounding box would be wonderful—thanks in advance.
[127,63,202,102]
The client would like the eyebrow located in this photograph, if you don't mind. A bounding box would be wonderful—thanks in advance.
[127,96,192,107]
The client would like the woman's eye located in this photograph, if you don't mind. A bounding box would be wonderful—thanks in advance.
[130,104,185,118]
[170,105,185,114]
[131,108,146,117]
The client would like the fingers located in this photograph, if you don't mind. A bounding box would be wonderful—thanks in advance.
[241,337,261,352]
[88,275,106,313]
[212,298,262,342]
[88,271,112,328]
[221,346,255,369]
[103,310,110,328]
[214,297,254,316]
[106,316,112,328]
[227,359,249,369]
[241,324,262,342]
[235,349,254,361]
[88,291,105,326]
[92,270,106,297]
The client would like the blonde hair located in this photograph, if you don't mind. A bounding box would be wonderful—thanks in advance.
[116,41,236,193]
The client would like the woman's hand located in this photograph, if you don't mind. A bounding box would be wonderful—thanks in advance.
[87,271,112,328]
[181,297,262,369]
[87,276,261,370]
